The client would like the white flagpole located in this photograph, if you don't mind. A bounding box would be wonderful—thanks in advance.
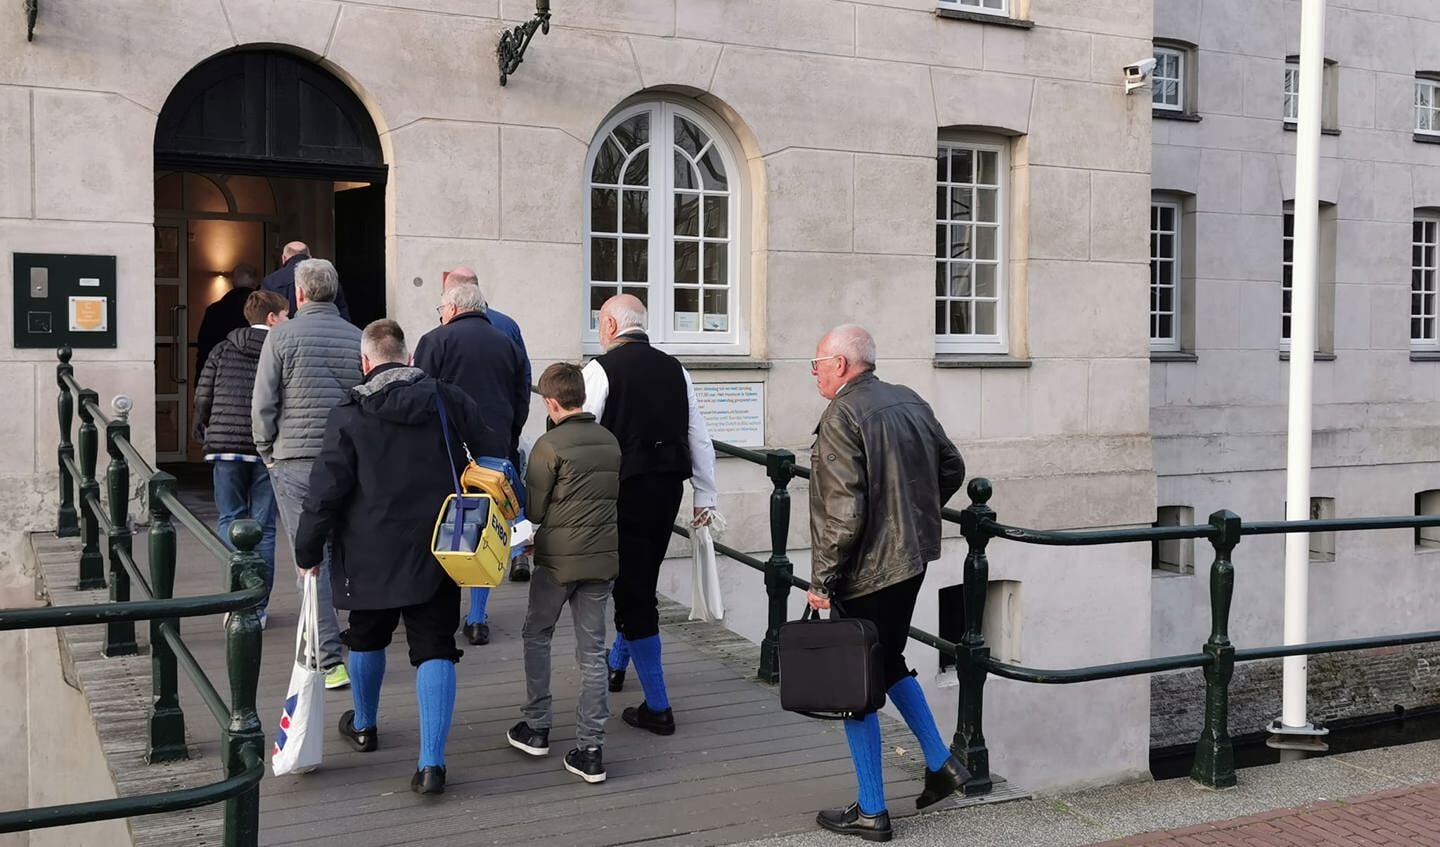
[1276,0,1326,741]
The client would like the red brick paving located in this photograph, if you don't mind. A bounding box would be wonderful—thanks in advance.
[1089,783,1440,846]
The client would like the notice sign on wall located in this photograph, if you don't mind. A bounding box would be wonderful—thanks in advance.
[68,296,108,332]
[694,382,765,448]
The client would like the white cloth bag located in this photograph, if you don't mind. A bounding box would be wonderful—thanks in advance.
[689,511,726,622]
[271,572,325,776]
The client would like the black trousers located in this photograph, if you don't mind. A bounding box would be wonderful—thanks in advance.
[838,571,926,690]
[613,473,686,641]
[342,581,462,667]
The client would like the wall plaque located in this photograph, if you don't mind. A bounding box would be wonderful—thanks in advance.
[694,382,765,448]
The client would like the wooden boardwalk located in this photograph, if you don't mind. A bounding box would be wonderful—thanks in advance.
[35,488,1022,846]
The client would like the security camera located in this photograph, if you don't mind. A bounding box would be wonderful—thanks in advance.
[1124,57,1157,94]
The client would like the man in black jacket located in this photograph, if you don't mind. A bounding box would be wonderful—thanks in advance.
[414,281,527,646]
[195,263,259,380]
[193,289,289,625]
[262,241,352,321]
[296,319,490,796]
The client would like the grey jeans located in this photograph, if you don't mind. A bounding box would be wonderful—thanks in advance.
[269,460,344,670]
[521,566,612,748]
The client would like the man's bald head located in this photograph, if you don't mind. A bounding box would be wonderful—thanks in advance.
[281,241,310,263]
[445,266,479,289]
[597,294,647,349]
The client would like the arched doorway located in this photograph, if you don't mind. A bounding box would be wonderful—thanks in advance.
[153,49,387,463]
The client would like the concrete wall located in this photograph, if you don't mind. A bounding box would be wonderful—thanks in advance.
[1150,0,1440,722]
[3,0,1155,790]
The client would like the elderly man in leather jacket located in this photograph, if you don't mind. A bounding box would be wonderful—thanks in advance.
[805,324,968,843]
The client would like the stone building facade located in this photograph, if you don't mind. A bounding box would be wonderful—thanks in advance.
[1,0,1156,790]
[1149,0,1440,743]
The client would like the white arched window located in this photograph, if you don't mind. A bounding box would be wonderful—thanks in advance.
[584,101,742,352]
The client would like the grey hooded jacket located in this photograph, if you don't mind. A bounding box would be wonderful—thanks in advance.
[251,301,362,464]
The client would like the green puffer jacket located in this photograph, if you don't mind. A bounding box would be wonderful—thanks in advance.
[524,413,621,583]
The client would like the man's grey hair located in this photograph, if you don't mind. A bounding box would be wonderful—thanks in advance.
[231,263,259,289]
[294,258,339,303]
[826,324,877,369]
[361,319,408,364]
[441,282,487,314]
[606,297,647,331]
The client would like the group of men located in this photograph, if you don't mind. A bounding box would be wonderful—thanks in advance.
[195,241,971,838]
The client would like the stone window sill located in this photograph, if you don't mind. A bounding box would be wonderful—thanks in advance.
[1414,133,1440,146]
[933,354,1032,369]
[676,356,771,371]
[1151,350,1198,363]
[935,8,1034,29]
[1411,350,1440,362]
[1283,123,1341,136]
[1154,110,1203,123]
[1278,351,1337,361]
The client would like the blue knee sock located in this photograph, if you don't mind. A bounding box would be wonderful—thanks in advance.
[466,587,490,625]
[347,649,385,731]
[416,659,456,770]
[844,713,887,815]
[627,634,670,711]
[608,633,631,672]
[888,676,951,771]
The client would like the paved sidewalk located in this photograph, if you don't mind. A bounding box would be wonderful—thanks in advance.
[1093,783,1440,846]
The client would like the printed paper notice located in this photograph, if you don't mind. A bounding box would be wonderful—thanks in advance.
[69,297,108,332]
[694,383,764,448]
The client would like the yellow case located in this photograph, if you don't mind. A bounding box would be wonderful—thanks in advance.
[430,494,513,588]
[460,464,521,521]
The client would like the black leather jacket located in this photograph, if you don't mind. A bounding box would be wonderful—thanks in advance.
[809,372,966,601]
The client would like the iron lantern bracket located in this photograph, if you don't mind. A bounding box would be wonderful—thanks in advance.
[496,5,552,87]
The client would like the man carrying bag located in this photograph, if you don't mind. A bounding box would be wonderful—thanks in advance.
[801,325,968,843]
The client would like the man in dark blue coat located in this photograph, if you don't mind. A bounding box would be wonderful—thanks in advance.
[263,241,352,321]
[414,280,530,646]
[444,266,530,388]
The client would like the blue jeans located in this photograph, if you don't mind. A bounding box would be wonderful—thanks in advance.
[212,460,277,614]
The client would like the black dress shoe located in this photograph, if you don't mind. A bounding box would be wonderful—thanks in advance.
[816,803,892,842]
[338,710,378,753]
[916,755,971,809]
[510,560,531,582]
[463,622,490,646]
[621,702,676,736]
[411,765,446,795]
[608,668,626,693]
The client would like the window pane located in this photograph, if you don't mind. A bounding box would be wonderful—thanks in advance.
[950,300,970,335]
[674,287,699,331]
[936,302,947,335]
[950,263,972,297]
[977,151,999,185]
[621,286,649,308]
[623,153,648,186]
[591,238,617,282]
[950,187,973,222]
[936,187,947,221]
[950,225,972,259]
[674,240,699,284]
[936,149,949,182]
[702,244,727,285]
[974,263,997,298]
[674,116,707,157]
[698,146,728,190]
[976,188,998,222]
[949,148,973,184]
[612,114,649,152]
[703,196,728,238]
[935,264,947,296]
[1160,80,1179,104]
[622,238,648,283]
[592,138,623,184]
[936,225,947,258]
[621,190,648,235]
[674,193,699,237]
[974,301,997,335]
[974,226,998,260]
[674,151,697,190]
[589,285,615,328]
[591,189,618,233]
[703,289,729,327]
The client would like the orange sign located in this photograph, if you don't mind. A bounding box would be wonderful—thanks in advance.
[69,297,108,332]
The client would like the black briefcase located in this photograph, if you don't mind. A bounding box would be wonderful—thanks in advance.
[778,606,886,720]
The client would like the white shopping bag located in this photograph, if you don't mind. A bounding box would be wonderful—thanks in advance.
[689,511,726,623]
[272,572,325,776]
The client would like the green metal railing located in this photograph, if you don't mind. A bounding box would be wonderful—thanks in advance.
[0,348,266,845]
[700,444,1440,795]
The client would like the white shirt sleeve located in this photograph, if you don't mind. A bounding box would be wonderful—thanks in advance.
[683,369,718,509]
[581,359,609,420]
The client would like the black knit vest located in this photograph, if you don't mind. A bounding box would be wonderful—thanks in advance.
[595,337,692,482]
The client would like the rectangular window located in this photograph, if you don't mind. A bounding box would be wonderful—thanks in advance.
[938,580,1022,671]
[1283,62,1301,124]
[1414,218,1439,348]
[1153,47,1184,112]
[1417,79,1440,136]
[939,0,1007,13]
[1417,491,1440,549]
[1281,211,1294,340]
[1151,202,1181,350]
[1310,497,1335,562]
[936,141,1006,353]
[1153,506,1195,574]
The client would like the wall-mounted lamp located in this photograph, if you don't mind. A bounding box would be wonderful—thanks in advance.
[497,0,551,87]
[25,0,38,41]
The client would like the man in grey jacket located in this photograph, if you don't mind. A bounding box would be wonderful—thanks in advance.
[252,258,362,689]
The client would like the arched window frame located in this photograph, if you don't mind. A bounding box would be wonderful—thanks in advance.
[582,99,747,355]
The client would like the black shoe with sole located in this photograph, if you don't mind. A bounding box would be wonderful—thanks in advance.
[608,668,626,693]
[338,710,378,753]
[510,561,531,582]
[916,755,972,809]
[506,721,550,757]
[621,702,676,736]
[463,622,490,646]
[411,766,446,795]
[564,746,606,784]
[816,803,892,842]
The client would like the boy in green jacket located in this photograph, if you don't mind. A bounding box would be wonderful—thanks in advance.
[506,363,622,783]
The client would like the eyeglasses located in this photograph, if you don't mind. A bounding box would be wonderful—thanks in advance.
[809,354,842,371]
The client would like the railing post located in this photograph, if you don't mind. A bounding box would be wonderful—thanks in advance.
[758,449,796,684]
[76,388,105,590]
[954,478,995,796]
[224,519,265,847]
[146,472,188,763]
[56,347,79,537]
[1192,509,1242,789]
[103,396,138,657]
